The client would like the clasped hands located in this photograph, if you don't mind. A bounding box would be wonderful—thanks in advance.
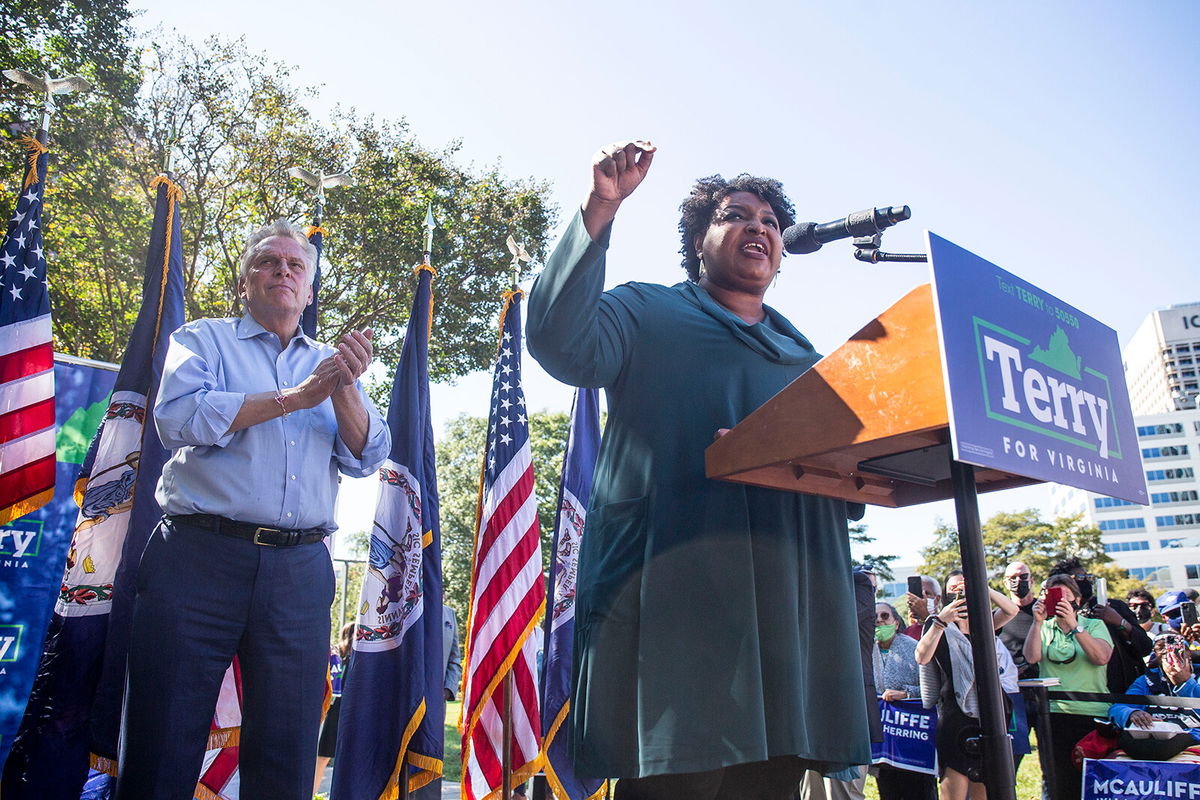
[292,329,374,409]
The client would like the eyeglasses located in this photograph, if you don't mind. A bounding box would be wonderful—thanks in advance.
[1045,628,1078,664]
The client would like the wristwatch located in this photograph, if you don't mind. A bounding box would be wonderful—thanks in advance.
[1071,624,1085,637]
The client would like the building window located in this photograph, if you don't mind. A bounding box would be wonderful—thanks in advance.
[1157,514,1200,528]
[1142,445,1190,459]
[1152,490,1200,505]
[1147,468,1196,482]
[1095,496,1140,508]
[1161,536,1200,549]
[1127,566,1170,584]
[1104,540,1150,553]
[1185,565,1200,587]
[1138,423,1185,437]
[1098,518,1145,531]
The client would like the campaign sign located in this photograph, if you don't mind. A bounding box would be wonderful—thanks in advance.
[1083,758,1200,800]
[0,357,115,765]
[872,698,937,775]
[928,232,1147,504]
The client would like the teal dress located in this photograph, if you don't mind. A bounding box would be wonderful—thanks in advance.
[526,211,871,779]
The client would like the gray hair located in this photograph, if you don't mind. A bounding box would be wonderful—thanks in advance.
[921,575,942,597]
[876,601,902,622]
[238,219,317,280]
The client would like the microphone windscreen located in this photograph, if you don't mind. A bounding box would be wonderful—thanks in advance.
[782,222,820,255]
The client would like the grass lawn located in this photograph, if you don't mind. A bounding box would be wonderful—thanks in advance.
[444,700,463,783]
[444,701,1046,796]
[862,746,1043,798]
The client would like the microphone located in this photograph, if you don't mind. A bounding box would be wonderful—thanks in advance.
[783,206,911,255]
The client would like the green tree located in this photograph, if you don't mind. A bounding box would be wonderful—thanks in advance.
[436,411,574,629]
[916,508,1136,595]
[6,24,556,375]
[849,523,897,582]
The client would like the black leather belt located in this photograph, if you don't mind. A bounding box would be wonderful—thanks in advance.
[168,514,327,547]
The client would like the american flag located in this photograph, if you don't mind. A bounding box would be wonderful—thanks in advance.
[461,289,545,800]
[0,137,54,526]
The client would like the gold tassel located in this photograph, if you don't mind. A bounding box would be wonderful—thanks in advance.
[18,136,48,190]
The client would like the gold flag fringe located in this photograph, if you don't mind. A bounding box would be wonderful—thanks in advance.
[19,136,47,190]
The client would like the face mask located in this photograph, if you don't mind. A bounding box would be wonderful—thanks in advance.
[1010,576,1030,598]
[875,624,897,643]
[1133,605,1153,623]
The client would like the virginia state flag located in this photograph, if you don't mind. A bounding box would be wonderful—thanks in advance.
[1,174,185,798]
[333,262,444,798]
[540,389,604,800]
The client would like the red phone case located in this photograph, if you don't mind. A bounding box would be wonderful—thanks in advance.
[1044,587,1063,614]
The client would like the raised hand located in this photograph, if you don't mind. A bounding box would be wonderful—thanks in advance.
[590,140,656,205]
[1031,599,1047,623]
[582,140,655,241]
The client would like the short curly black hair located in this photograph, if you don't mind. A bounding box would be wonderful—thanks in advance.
[1049,556,1085,577]
[678,174,796,282]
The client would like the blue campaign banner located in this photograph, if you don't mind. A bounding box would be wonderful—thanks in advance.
[1009,691,1031,757]
[872,698,937,775]
[0,357,116,766]
[928,232,1147,504]
[1082,758,1200,800]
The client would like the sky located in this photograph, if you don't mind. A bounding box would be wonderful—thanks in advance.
[131,0,1200,564]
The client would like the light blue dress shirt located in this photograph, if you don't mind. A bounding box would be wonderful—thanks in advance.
[154,315,389,532]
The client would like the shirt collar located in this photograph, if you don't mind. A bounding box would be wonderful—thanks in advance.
[237,313,317,348]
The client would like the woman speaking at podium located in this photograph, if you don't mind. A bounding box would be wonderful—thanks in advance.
[527,141,870,800]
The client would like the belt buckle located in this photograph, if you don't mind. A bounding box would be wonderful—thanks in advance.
[252,527,280,546]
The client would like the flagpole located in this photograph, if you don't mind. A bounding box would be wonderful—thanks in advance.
[499,236,528,800]
[391,204,439,800]
[502,671,514,800]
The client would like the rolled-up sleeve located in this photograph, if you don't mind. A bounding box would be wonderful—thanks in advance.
[333,382,390,477]
[155,326,244,449]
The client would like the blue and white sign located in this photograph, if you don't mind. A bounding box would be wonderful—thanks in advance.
[1083,758,1200,800]
[0,357,116,766]
[928,232,1147,504]
[871,699,938,775]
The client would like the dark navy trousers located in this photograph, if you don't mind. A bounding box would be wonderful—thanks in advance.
[114,517,334,800]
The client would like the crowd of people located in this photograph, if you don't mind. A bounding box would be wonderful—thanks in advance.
[857,556,1200,800]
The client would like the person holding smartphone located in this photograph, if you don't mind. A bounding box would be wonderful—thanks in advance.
[914,571,1018,799]
[1048,557,1152,696]
[1108,633,1200,761]
[1023,574,1113,800]
[997,562,1039,680]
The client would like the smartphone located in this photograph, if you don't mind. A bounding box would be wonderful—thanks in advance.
[1095,577,1108,607]
[1044,587,1064,615]
[907,576,923,597]
[1182,601,1198,627]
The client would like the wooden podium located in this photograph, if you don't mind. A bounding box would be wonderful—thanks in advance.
[706,281,1027,800]
[706,283,1043,506]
